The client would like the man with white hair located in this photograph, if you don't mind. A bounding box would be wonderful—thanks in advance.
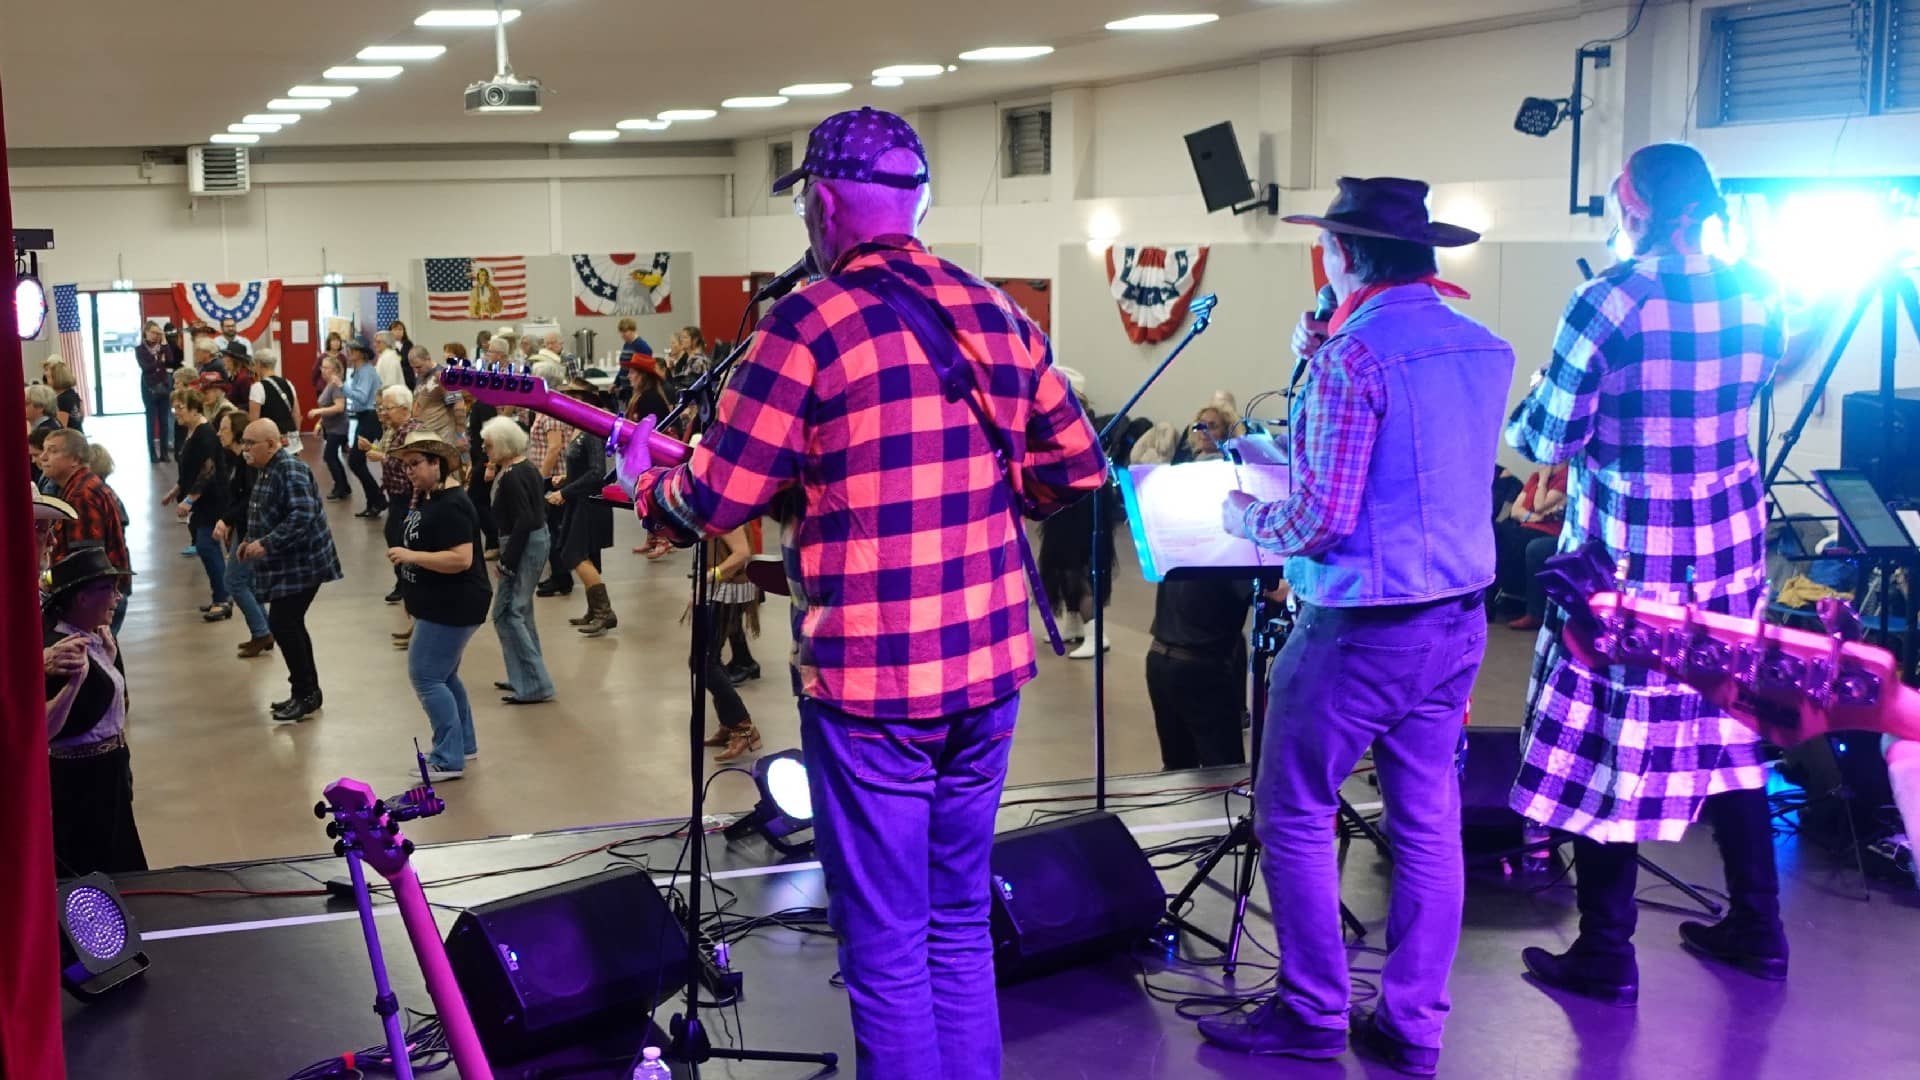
[374,331,406,390]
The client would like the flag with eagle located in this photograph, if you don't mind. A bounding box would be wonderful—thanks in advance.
[1104,245,1209,345]
[172,279,284,340]
[571,252,673,316]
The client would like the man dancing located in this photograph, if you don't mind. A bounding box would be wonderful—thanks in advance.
[621,108,1105,1079]
[1206,178,1514,1076]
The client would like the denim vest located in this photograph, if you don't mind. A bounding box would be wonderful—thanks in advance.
[1287,285,1516,607]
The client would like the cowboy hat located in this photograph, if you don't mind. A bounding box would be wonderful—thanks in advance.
[621,350,661,378]
[560,375,606,403]
[390,430,463,473]
[196,370,231,391]
[46,544,133,603]
[33,492,76,522]
[221,340,252,362]
[1282,177,1480,248]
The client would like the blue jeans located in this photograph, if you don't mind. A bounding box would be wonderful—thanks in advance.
[192,524,228,604]
[491,531,554,700]
[1255,597,1485,1050]
[409,619,480,771]
[799,694,1018,1080]
[226,551,270,638]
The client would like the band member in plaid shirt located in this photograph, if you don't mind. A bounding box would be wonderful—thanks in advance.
[1210,179,1514,1075]
[1506,143,1789,1003]
[623,108,1104,1079]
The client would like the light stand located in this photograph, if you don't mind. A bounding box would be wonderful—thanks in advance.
[1089,293,1218,810]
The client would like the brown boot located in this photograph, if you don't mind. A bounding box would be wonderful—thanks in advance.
[236,633,275,658]
[568,596,597,627]
[703,728,733,748]
[578,584,618,636]
[714,722,762,763]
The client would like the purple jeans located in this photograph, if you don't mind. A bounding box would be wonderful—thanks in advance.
[1255,596,1485,1049]
[799,693,1018,1080]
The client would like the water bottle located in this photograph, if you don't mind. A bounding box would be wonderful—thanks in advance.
[632,1046,673,1079]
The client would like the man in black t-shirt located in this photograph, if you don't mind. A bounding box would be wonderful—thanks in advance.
[1146,576,1254,770]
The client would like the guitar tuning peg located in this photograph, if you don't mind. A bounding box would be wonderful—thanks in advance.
[332,839,347,858]
[313,801,329,820]
[401,839,416,857]
[1817,597,1865,643]
[325,821,343,839]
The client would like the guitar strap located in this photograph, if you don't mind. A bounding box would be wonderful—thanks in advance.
[849,268,1068,656]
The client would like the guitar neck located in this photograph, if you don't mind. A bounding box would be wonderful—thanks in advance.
[386,865,495,1080]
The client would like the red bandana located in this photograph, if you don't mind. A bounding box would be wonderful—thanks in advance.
[1329,277,1472,335]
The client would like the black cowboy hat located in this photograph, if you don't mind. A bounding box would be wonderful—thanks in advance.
[46,544,133,602]
[1282,177,1480,248]
[222,340,252,362]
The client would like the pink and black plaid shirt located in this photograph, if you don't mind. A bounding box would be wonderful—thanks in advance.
[637,236,1106,720]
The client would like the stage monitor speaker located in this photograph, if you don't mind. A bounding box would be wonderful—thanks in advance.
[1840,388,1920,503]
[1184,122,1256,213]
[988,811,1165,982]
[444,866,692,1063]
[1459,725,1526,854]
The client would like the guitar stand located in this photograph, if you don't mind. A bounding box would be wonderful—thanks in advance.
[342,845,417,1080]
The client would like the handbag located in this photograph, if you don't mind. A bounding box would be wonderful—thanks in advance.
[849,268,1072,656]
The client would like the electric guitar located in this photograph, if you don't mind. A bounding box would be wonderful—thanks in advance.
[318,776,495,1080]
[1542,540,1920,748]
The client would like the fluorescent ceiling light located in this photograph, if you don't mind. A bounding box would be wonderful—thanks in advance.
[229,123,280,133]
[324,65,404,80]
[268,98,331,110]
[415,8,520,27]
[244,114,301,125]
[779,82,853,97]
[1106,13,1220,31]
[356,45,448,60]
[871,76,905,88]
[873,64,944,78]
[568,129,621,142]
[958,46,1055,61]
[616,118,672,131]
[288,85,358,98]
[657,108,717,121]
[209,133,259,144]
[722,96,789,109]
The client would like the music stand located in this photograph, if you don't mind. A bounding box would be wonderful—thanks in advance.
[1117,459,1380,971]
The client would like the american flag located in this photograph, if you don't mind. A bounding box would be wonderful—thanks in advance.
[375,291,399,331]
[424,256,527,321]
[52,284,92,409]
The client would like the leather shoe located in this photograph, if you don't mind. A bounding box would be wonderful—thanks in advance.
[384,588,403,604]
[535,579,571,597]
[236,634,275,658]
[1521,945,1638,1006]
[726,661,761,686]
[1350,1009,1439,1077]
[501,695,552,706]
[1678,918,1789,980]
[1196,998,1345,1060]
[355,507,384,519]
[494,681,514,691]
[272,692,322,724]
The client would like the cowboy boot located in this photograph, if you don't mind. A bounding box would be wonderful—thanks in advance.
[568,592,598,626]
[703,727,733,748]
[1679,789,1789,979]
[714,722,762,763]
[1523,836,1641,1005]
[236,633,276,658]
[578,584,618,636]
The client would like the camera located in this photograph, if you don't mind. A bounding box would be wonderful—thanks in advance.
[464,75,542,114]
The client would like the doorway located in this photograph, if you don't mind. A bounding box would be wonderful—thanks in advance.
[84,291,147,417]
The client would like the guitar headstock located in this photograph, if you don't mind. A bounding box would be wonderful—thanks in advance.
[438,358,551,412]
[316,777,415,877]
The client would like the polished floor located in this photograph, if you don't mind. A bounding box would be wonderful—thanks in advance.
[88,414,1536,867]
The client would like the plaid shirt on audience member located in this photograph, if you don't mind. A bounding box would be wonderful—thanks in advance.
[245,449,343,602]
[637,235,1106,720]
[54,467,132,595]
[379,418,421,504]
[526,413,572,482]
[1504,254,1786,843]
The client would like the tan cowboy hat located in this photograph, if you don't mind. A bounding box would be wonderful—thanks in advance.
[33,492,77,522]
[391,430,463,473]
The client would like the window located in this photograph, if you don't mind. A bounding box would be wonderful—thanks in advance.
[770,141,794,180]
[1701,0,1920,124]
[1003,105,1051,177]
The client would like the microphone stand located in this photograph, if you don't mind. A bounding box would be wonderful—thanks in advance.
[1088,294,1217,810]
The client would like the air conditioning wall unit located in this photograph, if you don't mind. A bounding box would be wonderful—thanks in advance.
[188,145,250,196]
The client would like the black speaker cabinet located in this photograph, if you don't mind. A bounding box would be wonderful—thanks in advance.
[1184,121,1256,213]
[1459,726,1527,854]
[988,811,1165,982]
[1840,388,1920,503]
[444,866,692,1063]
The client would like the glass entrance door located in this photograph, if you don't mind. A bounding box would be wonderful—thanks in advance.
[90,291,146,416]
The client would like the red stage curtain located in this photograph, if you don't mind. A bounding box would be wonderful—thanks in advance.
[0,77,70,1080]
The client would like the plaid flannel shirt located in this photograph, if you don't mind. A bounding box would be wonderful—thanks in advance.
[54,467,132,595]
[1243,336,1383,557]
[379,418,421,503]
[637,236,1106,720]
[245,450,343,601]
[1504,254,1785,841]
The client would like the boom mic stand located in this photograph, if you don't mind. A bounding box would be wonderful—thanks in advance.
[1089,293,1218,810]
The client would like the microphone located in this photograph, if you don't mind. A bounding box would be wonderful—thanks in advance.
[1189,292,1219,332]
[1288,285,1340,394]
[754,251,820,304]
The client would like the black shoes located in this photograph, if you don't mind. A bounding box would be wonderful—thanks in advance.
[1678,918,1789,980]
[383,588,403,604]
[726,661,762,686]
[272,692,322,724]
[535,578,572,597]
[326,489,351,501]
[355,506,385,519]
[1196,998,1346,1060]
[1349,1009,1439,1077]
[1521,945,1640,1006]
[202,602,233,622]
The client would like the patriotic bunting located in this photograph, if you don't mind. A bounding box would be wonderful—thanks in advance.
[1104,245,1210,345]
[172,279,283,339]
[571,252,673,316]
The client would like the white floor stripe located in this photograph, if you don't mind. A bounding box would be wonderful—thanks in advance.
[137,803,1390,943]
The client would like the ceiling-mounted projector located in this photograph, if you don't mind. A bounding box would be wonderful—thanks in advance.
[466,75,542,114]
[466,0,542,114]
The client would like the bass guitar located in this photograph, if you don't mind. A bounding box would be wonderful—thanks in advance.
[1542,540,1920,749]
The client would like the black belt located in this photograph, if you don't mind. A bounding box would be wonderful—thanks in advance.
[1320,591,1483,620]
[1149,640,1236,665]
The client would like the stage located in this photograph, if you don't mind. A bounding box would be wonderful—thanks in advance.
[62,767,1920,1079]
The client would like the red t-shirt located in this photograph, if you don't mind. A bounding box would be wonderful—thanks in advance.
[1519,466,1568,536]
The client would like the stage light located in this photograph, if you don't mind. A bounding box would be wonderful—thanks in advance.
[15,272,47,340]
[1708,184,1920,303]
[723,749,815,855]
[268,98,331,111]
[958,45,1055,62]
[57,873,149,1000]
[1106,13,1219,31]
[1514,96,1566,137]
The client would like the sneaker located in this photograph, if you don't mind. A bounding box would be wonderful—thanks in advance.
[1067,634,1112,660]
[180,544,197,558]
[425,766,465,782]
[1196,998,1345,1060]
[1349,1009,1440,1077]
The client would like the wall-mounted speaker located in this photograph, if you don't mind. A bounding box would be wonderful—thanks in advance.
[1184,122,1274,214]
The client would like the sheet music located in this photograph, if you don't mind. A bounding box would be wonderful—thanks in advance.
[1117,460,1293,581]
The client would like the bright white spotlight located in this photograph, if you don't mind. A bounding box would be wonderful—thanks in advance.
[723,749,814,855]
[764,756,813,821]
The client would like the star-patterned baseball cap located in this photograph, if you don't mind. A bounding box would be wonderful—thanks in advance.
[772,107,929,195]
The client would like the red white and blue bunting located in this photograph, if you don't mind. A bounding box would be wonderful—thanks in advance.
[1104,245,1209,345]
[571,253,673,317]
[172,279,283,340]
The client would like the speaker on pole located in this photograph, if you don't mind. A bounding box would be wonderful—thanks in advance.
[988,811,1165,982]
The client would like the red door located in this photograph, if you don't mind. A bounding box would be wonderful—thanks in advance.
[277,286,319,398]
[699,275,756,352]
[989,279,1052,339]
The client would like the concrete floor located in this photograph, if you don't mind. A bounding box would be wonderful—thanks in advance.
[88,413,1535,867]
